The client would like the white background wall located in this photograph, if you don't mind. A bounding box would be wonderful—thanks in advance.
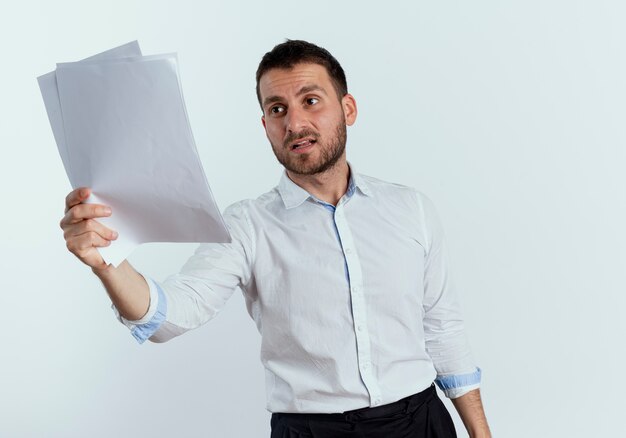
[1,1,625,436]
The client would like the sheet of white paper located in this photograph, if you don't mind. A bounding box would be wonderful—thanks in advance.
[45,50,230,266]
[37,41,142,187]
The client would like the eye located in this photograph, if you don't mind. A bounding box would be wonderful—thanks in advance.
[269,105,285,115]
[305,97,319,106]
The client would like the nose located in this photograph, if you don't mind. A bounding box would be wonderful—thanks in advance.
[284,105,310,134]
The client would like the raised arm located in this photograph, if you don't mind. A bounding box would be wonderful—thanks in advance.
[60,187,149,320]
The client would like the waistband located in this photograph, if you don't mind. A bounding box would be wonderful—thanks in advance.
[274,383,436,423]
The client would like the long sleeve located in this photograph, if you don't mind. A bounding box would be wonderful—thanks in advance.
[416,191,481,398]
[112,200,256,343]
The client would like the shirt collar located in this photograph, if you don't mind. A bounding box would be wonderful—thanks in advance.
[277,162,371,210]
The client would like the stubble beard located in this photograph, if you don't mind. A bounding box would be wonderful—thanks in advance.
[271,121,347,176]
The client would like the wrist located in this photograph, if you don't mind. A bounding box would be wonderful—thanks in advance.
[91,263,115,278]
[469,427,492,438]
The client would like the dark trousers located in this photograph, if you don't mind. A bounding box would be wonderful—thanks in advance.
[270,384,457,438]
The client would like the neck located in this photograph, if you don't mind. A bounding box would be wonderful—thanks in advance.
[286,157,350,206]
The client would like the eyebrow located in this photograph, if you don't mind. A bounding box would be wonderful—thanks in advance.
[262,85,328,108]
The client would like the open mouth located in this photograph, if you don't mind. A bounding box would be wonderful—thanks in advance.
[291,138,317,150]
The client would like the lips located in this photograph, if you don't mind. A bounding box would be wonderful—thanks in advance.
[291,138,317,150]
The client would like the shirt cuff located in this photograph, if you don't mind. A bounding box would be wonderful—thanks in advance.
[111,276,167,344]
[435,367,482,399]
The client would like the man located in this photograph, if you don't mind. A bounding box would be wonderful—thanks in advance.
[60,40,491,437]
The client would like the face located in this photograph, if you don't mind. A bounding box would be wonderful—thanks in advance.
[259,63,357,176]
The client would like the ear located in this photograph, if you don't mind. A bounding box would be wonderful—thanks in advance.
[342,93,358,126]
[261,115,266,130]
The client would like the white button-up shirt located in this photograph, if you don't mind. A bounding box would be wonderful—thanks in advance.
[115,164,481,413]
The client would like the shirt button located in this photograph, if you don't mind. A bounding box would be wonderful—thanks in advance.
[352,285,360,293]
[345,247,352,254]
[357,325,363,332]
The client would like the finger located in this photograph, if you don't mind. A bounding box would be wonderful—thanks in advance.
[64,218,118,241]
[65,187,91,213]
[60,203,112,228]
[66,231,112,255]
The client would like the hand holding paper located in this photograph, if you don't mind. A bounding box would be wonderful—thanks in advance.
[39,41,230,267]
[61,187,119,271]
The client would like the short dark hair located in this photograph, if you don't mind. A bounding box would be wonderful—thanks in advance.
[255,39,348,108]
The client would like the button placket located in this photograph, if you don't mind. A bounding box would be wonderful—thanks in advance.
[333,204,382,407]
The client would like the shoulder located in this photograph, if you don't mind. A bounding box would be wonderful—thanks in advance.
[357,173,434,210]
[357,173,444,244]
[224,186,282,214]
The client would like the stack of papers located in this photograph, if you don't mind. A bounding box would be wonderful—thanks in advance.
[38,41,230,267]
